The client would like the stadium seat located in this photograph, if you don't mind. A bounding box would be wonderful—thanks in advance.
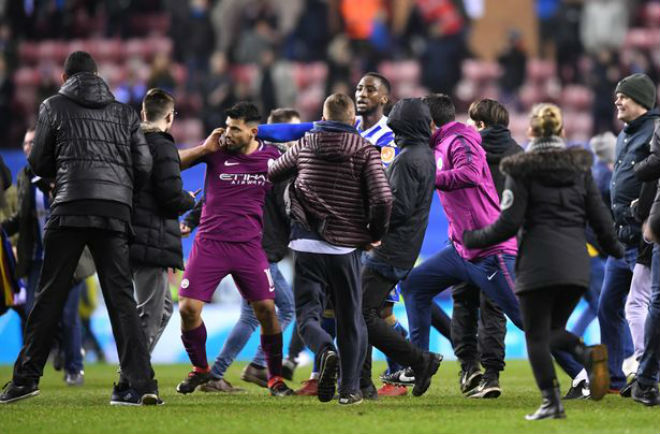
[561,85,593,111]
[18,42,39,65]
[625,28,660,49]
[13,67,40,87]
[461,59,501,83]
[527,58,556,83]
[641,2,660,28]
[230,64,258,86]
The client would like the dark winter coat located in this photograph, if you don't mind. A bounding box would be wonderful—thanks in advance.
[371,98,435,270]
[130,129,195,270]
[268,121,392,248]
[610,108,660,245]
[463,146,624,294]
[28,72,152,214]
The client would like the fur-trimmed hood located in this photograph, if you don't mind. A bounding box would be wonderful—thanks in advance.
[500,147,594,187]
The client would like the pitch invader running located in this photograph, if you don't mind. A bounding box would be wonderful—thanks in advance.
[175,102,293,397]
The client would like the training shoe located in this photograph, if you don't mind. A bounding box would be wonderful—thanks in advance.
[295,379,318,396]
[361,383,379,400]
[110,383,162,406]
[459,364,483,395]
[338,392,363,406]
[563,379,590,400]
[412,353,442,397]
[631,381,660,407]
[620,377,636,398]
[64,371,84,387]
[199,378,244,393]
[176,370,211,394]
[317,348,339,403]
[377,383,407,396]
[268,376,294,397]
[282,357,297,381]
[466,376,502,399]
[0,381,39,404]
[381,367,415,387]
[241,364,268,388]
[583,344,609,401]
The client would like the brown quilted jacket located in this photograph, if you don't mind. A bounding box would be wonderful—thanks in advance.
[268,126,392,248]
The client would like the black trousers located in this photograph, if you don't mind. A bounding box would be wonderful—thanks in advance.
[360,266,426,387]
[293,250,366,394]
[518,285,585,391]
[431,303,453,346]
[13,227,156,394]
[451,282,506,373]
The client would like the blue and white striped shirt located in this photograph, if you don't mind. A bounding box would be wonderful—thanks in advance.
[355,115,397,168]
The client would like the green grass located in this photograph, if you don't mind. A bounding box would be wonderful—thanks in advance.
[0,361,657,434]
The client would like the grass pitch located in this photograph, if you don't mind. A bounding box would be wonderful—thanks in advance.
[0,361,657,434]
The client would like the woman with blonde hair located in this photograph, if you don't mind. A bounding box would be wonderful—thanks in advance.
[463,103,625,420]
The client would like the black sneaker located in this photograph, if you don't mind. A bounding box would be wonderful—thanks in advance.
[282,357,297,381]
[268,377,294,397]
[563,379,590,400]
[381,367,415,387]
[110,383,162,406]
[459,364,483,395]
[317,348,339,403]
[466,376,502,399]
[412,353,443,397]
[338,392,363,406]
[631,381,660,407]
[620,377,635,398]
[0,381,40,404]
[176,370,211,394]
[360,383,379,401]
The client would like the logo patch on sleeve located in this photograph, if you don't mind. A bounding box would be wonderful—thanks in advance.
[180,278,190,289]
[381,146,395,164]
[436,157,444,171]
[500,189,514,210]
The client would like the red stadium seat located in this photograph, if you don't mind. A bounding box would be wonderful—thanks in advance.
[461,59,501,83]
[13,68,40,87]
[230,64,258,86]
[561,85,594,111]
[563,112,593,142]
[625,28,660,49]
[18,42,39,65]
[641,2,660,28]
[527,58,556,83]
[88,39,122,63]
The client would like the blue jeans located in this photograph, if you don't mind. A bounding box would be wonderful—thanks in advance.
[401,244,522,351]
[572,255,606,337]
[598,246,637,389]
[210,262,294,379]
[62,281,84,374]
[637,245,660,387]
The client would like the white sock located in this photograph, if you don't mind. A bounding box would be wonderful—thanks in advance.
[573,369,588,387]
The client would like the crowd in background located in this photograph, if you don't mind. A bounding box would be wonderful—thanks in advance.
[0,0,659,148]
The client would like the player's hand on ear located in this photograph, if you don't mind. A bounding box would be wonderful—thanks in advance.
[203,128,225,153]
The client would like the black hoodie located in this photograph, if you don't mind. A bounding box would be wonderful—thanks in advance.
[28,72,152,231]
[371,98,436,270]
[480,125,523,198]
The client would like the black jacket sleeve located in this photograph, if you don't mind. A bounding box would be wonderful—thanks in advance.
[387,155,419,231]
[129,111,152,191]
[585,172,625,258]
[0,155,11,191]
[463,175,527,248]
[182,199,203,229]
[152,141,195,216]
[634,119,660,182]
[28,102,57,178]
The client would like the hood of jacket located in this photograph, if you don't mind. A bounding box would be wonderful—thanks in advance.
[480,125,518,163]
[59,72,115,108]
[387,98,432,148]
[431,120,482,149]
[501,147,594,187]
[306,121,366,162]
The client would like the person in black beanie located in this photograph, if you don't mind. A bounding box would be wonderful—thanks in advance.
[598,72,659,394]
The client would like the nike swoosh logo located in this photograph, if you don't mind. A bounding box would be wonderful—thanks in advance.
[269,286,275,292]
[224,161,239,166]
[487,271,498,281]
[399,373,415,382]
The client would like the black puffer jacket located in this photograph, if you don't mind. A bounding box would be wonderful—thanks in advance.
[463,147,624,293]
[130,129,195,270]
[480,125,524,198]
[28,72,152,209]
[371,98,435,270]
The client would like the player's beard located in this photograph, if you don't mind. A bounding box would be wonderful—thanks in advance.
[357,104,378,117]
